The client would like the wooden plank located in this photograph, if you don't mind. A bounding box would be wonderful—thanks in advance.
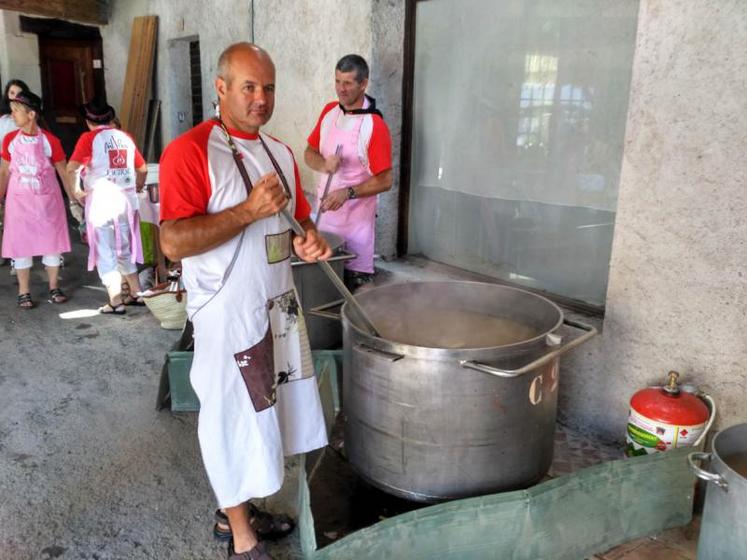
[119,16,158,151]
[0,0,109,25]
[302,445,699,560]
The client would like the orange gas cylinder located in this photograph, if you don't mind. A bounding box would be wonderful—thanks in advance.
[625,371,710,457]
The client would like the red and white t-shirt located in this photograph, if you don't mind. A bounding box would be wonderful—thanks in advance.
[2,129,66,163]
[160,120,310,223]
[159,120,311,314]
[70,126,145,190]
[307,100,392,176]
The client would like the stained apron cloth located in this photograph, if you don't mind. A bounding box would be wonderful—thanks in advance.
[186,131,327,508]
[316,106,377,274]
[2,131,70,258]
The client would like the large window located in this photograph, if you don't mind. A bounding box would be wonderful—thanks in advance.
[407,0,639,307]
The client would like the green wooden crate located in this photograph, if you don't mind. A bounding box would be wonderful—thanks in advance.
[161,350,342,417]
[166,351,200,412]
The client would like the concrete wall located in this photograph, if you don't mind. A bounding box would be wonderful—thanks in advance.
[254,0,403,257]
[559,0,747,440]
[0,11,43,94]
[100,0,253,147]
[100,0,403,257]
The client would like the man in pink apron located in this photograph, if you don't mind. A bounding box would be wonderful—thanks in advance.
[0,91,72,309]
[159,43,331,560]
[67,100,148,314]
[305,54,392,290]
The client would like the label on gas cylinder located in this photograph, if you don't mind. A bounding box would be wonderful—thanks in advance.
[625,408,705,457]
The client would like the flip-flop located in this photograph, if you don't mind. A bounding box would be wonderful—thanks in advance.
[99,303,126,315]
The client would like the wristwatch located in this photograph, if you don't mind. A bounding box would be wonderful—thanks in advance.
[347,186,357,200]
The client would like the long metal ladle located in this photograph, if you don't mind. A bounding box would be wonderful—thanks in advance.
[281,207,381,337]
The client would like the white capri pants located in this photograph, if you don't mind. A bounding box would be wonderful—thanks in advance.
[13,254,62,269]
[94,216,138,288]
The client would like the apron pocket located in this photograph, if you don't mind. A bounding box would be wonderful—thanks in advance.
[234,325,277,413]
[265,230,291,264]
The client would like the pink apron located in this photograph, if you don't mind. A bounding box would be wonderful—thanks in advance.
[316,108,376,274]
[1,131,70,258]
[85,182,143,272]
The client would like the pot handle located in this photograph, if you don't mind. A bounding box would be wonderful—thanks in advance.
[688,451,729,491]
[459,318,597,379]
[354,343,404,362]
[308,299,345,322]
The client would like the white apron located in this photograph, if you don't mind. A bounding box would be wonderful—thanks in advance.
[187,131,327,508]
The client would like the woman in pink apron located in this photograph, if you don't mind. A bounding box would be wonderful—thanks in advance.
[0,91,71,309]
[0,79,30,267]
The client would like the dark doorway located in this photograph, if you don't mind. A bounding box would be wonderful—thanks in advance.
[189,40,203,126]
[21,17,106,156]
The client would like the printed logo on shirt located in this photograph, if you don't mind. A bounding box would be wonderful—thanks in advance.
[108,149,127,169]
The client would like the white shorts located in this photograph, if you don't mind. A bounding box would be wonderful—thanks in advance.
[13,254,62,269]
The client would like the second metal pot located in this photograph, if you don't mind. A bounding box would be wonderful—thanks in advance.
[689,423,747,560]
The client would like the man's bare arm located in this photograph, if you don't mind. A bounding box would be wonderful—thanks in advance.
[160,172,287,261]
[305,144,340,174]
[320,168,393,212]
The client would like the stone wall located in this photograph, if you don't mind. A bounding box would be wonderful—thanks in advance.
[560,0,747,439]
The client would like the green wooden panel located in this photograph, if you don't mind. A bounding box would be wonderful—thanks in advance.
[300,445,698,560]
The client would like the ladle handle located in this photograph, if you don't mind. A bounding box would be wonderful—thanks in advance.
[281,207,380,337]
[309,299,344,321]
[459,319,597,379]
[688,452,729,491]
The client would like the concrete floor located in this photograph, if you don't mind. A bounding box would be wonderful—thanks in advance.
[0,238,302,560]
[0,245,702,560]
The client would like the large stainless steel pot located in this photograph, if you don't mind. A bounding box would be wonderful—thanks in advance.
[689,423,747,560]
[292,231,354,349]
[339,281,597,502]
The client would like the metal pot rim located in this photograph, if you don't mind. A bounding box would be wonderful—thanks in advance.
[342,280,564,355]
[712,423,747,480]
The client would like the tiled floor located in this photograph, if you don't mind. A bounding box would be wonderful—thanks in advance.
[590,519,699,560]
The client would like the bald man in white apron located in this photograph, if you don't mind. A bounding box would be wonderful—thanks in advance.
[159,43,331,560]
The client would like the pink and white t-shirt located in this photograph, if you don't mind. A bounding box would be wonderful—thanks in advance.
[2,129,66,164]
[307,100,392,176]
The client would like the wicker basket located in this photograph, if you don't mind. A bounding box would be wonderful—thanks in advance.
[143,282,187,330]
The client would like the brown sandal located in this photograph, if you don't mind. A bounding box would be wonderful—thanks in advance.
[227,540,273,560]
[214,504,295,542]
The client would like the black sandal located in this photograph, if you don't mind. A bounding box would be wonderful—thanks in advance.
[227,540,273,560]
[99,302,126,315]
[214,505,295,542]
[122,295,146,306]
[48,288,68,304]
[17,293,34,309]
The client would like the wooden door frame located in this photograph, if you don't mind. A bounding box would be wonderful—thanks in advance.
[397,0,419,257]
[38,38,97,111]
